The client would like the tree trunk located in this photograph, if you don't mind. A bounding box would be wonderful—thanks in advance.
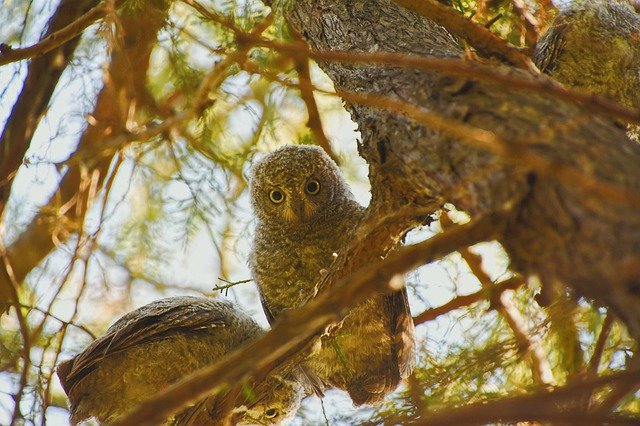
[285,0,640,336]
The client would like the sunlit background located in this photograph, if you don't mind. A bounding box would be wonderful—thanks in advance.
[1,0,637,424]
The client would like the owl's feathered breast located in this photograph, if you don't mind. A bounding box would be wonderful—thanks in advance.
[251,200,364,320]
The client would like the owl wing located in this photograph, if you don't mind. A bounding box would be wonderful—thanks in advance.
[258,291,277,325]
[385,287,415,379]
[58,297,230,395]
[533,22,567,73]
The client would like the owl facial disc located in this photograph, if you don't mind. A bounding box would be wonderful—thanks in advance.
[284,197,317,223]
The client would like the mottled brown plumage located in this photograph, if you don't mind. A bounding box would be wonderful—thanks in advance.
[57,296,303,425]
[534,0,640,141]
[249,145,415,405]
[534,0,640,110]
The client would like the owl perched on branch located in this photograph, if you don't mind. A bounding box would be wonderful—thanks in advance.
[57,296,303,425]
[249,145,415,405]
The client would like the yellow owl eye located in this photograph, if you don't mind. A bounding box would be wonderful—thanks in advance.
[269,190,284,204]
[264,407,279,419]
[305,179,320,195]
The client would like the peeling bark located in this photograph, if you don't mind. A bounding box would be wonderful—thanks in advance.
[285,0,640,336]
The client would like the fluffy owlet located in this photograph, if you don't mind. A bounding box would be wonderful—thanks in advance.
[57,296,303,425]
[249,145,415,405]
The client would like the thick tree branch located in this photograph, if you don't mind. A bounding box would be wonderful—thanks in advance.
[112,211,509,425]
[286,0,640,337]
[411,369,640,425]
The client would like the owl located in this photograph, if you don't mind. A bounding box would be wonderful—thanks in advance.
[533,0,640,111]
[57,296,303,425]
[249,144,415,405]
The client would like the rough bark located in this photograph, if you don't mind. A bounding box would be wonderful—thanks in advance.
[1,0,170,301]
[285,0,640,336]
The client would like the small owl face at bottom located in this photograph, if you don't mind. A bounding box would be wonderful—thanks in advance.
[235,374,304,425]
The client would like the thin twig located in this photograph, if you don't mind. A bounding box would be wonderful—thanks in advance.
[212,278,252,293]
[588,312,614,376]
[413,275,524,324]
[181,0,244,37]
[19,304,96,339]
[320,398,330,426]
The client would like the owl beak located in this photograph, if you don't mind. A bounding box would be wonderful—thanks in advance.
[292,199,306,223]
[286,199,316,223]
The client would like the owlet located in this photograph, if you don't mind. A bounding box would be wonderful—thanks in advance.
[57,296,303,425]
[249,145,415,405]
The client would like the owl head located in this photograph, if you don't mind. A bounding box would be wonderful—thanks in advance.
[236,373,304,425]
[250,145,354,227]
